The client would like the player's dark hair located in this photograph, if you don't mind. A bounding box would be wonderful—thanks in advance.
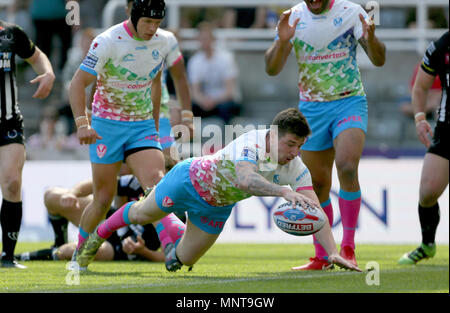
[272,108,311,138]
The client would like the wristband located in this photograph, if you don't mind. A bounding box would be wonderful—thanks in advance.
[414,112,426,121]
[181,110,194,122]
[77,124,89,130]
[75,115,89,129]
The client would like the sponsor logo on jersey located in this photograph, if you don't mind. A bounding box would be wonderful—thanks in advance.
[273,174,280,184]
[241,146,257,161]
[152,49,159,60]
[296,22,307,30]
[136,45,148,50]
[296,169,309,182]
[300,48,349,64]
[333,17,343,27]
[0,52,12,71]
[122,53,136,62]
[82,53,99,69]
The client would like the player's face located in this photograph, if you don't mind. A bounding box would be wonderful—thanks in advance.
[277,133,306,165]
[137,17,162,40]
[305,0,330,15]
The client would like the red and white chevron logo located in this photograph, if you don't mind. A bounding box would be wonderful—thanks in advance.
[162,196,174,208]
[96,144,107,158]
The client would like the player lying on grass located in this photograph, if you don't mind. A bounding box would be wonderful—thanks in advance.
[77,108,362,272]
[16,174,185,263]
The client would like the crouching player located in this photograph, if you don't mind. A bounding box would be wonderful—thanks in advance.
[16,175,185,263]
[77,108,362,272]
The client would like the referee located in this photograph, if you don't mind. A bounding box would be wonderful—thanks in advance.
[0,20,55,268]
[399,31,449,265]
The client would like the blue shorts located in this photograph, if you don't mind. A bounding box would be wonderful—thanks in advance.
[89,116,162,164]
[154,158,234,235]
[159,117,175,150]
[299,96,368,151]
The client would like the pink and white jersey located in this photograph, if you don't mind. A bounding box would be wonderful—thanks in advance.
[278,0,368,102]
[80,22,181,121]
[189,129,313,206]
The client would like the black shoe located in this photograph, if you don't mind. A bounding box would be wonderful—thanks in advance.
[1,259,27,269]
[164,243,183,272]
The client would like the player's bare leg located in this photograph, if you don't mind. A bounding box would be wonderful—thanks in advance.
[73,162,121,268]
[296,148,335,270]
[79,162,122,233]
[333,128,365,265]
[76,188,167,268]
[125,149,165,189]
[166,219,219,271]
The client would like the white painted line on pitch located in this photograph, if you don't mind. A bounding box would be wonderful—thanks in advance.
[37,266,448,293]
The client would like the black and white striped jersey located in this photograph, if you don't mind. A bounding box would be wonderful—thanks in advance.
[421,31,449,125]
[0,20,36,124]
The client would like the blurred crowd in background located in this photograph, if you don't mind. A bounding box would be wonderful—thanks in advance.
[0,0,448,160]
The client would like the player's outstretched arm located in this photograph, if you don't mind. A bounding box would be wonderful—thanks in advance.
[358,14,385,67]
[25,47,55,99]
[265,10,297,76]
[235,161,317,208]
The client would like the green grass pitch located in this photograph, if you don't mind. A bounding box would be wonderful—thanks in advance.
[1,243,448,293]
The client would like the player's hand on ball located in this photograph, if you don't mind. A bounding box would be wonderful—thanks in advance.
[277,10,300,43]
[281,189,319,209]
[328,254,362,272]
[77,125,102,145]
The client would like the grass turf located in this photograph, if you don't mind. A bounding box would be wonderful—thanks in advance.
[1,242,448,293]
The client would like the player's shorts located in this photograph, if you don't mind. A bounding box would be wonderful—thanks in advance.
[0,118,24,147]
[154,158,234,235]
[89,116,162,164]
[159,117,175,150]
[428,122,448,160]
[298,95,368,151]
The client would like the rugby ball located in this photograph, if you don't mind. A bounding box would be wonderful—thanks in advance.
[273,202,326,236]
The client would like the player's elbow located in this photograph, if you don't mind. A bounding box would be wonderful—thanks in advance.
[372,58,385,67]
[266,68,278,76]
[265,63,281,76]
[236,176,249,191]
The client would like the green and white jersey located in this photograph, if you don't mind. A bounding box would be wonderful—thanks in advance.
[277,0,368,102]
[80,22,181,121]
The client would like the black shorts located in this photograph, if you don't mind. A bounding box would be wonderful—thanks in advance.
[428,122,449,160]
[0,118,25,147]
[105,207,161,261]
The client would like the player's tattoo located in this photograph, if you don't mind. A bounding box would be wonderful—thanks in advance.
[235,162,284,197]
